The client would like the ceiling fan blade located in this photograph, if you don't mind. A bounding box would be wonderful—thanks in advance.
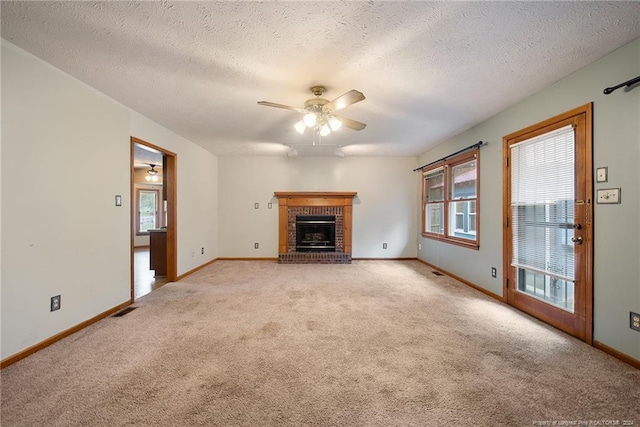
[257,101,306,114]
[325,90,365,112]
[334,115,367,131]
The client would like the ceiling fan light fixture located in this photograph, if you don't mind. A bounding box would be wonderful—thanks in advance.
[294,120,306,134]
[320,124,331,136]
[328,116,342,131]
[303,112,317,127]
[145,164,159,181]
[258,86,366,141]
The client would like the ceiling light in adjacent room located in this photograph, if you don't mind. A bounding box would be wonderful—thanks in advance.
[145,164,159,182]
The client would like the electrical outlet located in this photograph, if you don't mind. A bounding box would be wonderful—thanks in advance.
[631,312,640,332]
[254,202,259,209]
[418,243,421,250]
[383,243,387,249]
[254,243,259,249]
[201,247,204,254]
[51,295,61,312]
[491,267,497,278]
[268,202,273,209]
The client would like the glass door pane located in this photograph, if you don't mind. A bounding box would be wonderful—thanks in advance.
[510,125,576,312]
[516,269,575,311]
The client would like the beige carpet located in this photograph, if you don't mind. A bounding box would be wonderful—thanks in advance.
[1,260,639,426]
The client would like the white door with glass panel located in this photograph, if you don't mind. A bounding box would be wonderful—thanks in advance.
[504,105,592,342]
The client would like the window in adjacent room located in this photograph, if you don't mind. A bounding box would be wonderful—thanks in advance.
[421,149,479,248]
[136,188,162,235]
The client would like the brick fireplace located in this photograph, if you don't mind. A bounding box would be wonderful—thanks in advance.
[274,192,356,264]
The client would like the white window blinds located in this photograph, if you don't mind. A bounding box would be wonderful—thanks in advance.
[510,125,576,282]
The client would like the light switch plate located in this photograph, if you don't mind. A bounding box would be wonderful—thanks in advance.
[596,188,621,204]
[596,167,608,183]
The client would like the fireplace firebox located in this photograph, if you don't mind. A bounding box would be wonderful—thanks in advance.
[296,215,336,252]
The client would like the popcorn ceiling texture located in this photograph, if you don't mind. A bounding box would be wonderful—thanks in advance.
[2,1,639,156]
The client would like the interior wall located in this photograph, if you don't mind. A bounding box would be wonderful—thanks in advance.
[1,40,219,361]
[416,38,640,361]
[218,156,418,259]
[1,41,130,360]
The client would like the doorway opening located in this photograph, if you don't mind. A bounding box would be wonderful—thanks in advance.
[130,137,177,301]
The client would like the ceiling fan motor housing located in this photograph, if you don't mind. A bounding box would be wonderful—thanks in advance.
[310,86,326,97]
[304,97,329,112]
[306,86,330,114]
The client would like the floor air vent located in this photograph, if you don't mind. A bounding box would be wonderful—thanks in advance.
[432,271,444,276]
[113,307,137,317]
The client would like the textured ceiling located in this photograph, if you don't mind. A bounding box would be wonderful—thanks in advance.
[2,1,639,157]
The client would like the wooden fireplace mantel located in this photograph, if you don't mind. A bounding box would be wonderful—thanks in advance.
[274,192,357,255]
[274,192,357,206]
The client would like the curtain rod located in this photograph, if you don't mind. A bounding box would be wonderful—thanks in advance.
[413,141,486,172]
[603,75,640,95]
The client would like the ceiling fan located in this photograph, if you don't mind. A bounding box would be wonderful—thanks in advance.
[258,86,366,137]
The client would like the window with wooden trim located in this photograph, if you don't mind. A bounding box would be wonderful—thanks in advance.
[421,150,479,248]
[136,188,163,235]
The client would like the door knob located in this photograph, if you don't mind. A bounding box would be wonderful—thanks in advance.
[571,236,583,245]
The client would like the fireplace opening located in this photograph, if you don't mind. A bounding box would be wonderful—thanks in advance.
[296,215,336,252]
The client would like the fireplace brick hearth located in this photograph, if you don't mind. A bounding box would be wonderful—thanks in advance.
[274,192,356,264]
[278,252,352,264]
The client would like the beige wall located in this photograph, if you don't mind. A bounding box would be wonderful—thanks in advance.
[1,40,219,360]
[218,156,418,259]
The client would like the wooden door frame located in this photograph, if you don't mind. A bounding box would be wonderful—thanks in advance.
[502,103,593,343]
[130,137,178,302]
